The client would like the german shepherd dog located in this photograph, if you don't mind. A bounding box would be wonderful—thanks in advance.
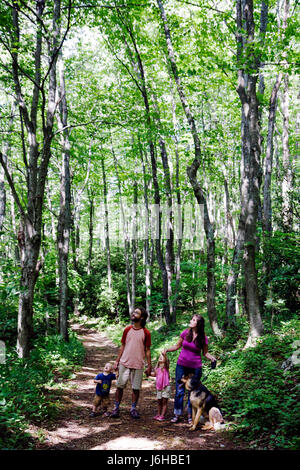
[181,375,224,431]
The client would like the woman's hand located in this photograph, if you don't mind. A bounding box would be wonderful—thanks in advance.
[204,351,216,363]
[164,337,183,353]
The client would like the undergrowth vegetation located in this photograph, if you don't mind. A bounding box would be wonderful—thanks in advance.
[0,333,85,449]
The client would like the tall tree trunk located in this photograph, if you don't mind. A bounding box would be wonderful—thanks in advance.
[256,0,269,232]
[261,0,289,311]
[236,0,264,348]
[282,73,293,231]
[170,79,184,321]
[223,175,236,266]
[260,74,283,311]
[0,158,6,234]
[225,0,270,329]
[263,74,283,234]
[223,169,241,330]
[150,145,170,324]
[131,174,138,309]
[46,182,59,295]
[111,138,132,313]
[157,0,222,336]
[225,214,245,328]
[87,190,94,276]
[72,152,91,270]
[1,102,17,262]
[0,102,16,233]
[140,143,152,316]
[10,188,19,263]
[56,52,71,341]
[281,0,292,231]
[101,156,112,289]
[0,0,64,357]
[152,92,176,322]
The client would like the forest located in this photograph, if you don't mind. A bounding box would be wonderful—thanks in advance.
[0,0,299,452]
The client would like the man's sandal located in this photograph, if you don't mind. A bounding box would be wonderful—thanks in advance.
[111,408,120,418]
[130,409,140,419]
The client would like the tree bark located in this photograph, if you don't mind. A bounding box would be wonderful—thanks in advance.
[152,92,176,322]
[111,138,132,313]
[223,175,236,265]
[131,173,138,310]
[56,52,71,342]
[140,143,152,316]
[100,155,112,289]
[87,190,94,276]
[171,82,184,322]
[71,150,91,270]
[280,0,293,231]
[0,102,16,233]
[263,74,283,234]
[259,74,282,313]
[0,160,6,234]
[282,73,293,231]
[236,0,264,348]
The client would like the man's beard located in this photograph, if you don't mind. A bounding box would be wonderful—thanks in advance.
[131,316,139,323]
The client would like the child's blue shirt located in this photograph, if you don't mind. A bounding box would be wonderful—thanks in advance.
[94,372,116,396]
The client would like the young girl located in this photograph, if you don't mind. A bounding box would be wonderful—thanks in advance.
[151,352,171,421]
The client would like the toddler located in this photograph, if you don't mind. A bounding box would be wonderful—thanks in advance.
[151,351,171,421]
[91,362,116,417]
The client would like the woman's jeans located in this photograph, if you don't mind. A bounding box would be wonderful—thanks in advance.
[173,364,202,417]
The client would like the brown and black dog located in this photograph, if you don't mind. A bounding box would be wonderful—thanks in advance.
[181,375,224,431]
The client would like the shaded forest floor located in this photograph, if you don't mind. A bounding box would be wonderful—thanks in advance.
[31,323,249,451]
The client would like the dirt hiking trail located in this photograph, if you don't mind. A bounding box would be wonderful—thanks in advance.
[34,323,248,451]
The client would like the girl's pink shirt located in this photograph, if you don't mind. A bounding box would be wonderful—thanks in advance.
[155,367,170,390]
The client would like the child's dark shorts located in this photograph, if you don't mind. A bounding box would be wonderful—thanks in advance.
[93,394,110,407]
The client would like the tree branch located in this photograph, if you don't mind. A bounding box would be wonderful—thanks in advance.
[61,3,148,9]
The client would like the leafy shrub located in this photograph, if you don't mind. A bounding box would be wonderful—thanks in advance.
[78,273,121,318]
[205,323,300,449]
[259,231,300,316]
[0,332,85,449]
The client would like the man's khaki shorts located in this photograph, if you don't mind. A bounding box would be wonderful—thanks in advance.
[116,364,144,390]
[93,394,110,407]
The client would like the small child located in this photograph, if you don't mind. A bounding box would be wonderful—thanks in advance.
[91,362,116,417]
[150,351,171,421]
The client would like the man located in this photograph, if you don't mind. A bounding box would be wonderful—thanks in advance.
[111,306,151,419]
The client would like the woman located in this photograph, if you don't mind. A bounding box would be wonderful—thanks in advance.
[164,314,216,424]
